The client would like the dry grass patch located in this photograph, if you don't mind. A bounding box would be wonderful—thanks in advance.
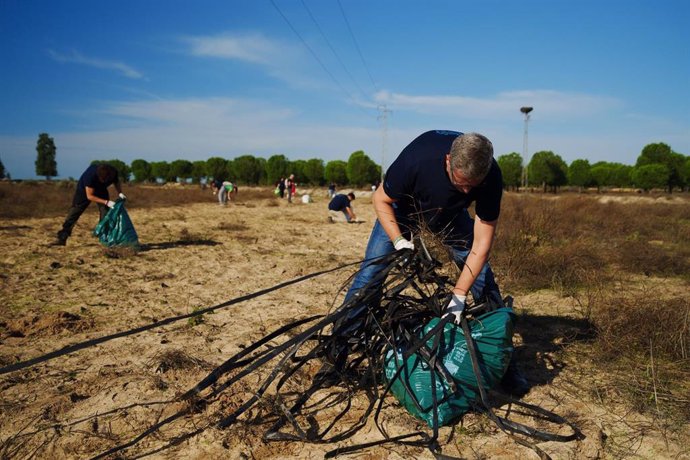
[178,228,210,243]
[493,192,690,430]
[148,349,212,374]
[218,221,249,231]
[0,182,277,219]
[3,311,94,338]
[588,294,690,424]
[102,245,139,259]
[494,193,690,293]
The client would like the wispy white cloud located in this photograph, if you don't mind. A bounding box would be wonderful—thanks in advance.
[374,89,622,119]
[179,32,333,92]
[100,97,296,128]
[48,49,144,79]
[181,32,284,64]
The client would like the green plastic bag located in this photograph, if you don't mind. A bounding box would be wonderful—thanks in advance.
[383,307,515,427]
[94,200,139,248]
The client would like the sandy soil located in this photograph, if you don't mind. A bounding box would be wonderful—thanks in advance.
[1,188,688,459]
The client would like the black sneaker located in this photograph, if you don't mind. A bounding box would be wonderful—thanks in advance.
[48,239,66,247]
[499,361,530,397]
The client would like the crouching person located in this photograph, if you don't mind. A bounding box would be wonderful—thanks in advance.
[328,192,357,223]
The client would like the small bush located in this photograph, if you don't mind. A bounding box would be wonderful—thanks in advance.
[616,239,690,278]
[590,294,690,423]
[187,306,205,327]
[148,349,209,372]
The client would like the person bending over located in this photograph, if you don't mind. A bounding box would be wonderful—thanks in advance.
[320,130,528,395]
[328,192,357,223]
[50,163,124,246]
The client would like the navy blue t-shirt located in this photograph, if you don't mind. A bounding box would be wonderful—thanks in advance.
[383,130,503,240]
[75,165,119,201]
[328,194,351,212]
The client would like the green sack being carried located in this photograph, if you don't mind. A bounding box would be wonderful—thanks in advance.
[383,307,515,428]
[94,200,139,248]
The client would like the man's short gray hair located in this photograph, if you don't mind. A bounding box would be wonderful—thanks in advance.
[448,133,494,181]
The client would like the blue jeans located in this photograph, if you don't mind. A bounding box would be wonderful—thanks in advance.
[345,209,500,303]
[218,189,227,205]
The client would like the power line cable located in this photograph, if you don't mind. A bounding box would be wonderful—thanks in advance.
[336,0,379,93]
[269,0,371,115]
[299,0,371,104]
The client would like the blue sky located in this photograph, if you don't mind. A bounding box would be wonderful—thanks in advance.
[1,0,688,179]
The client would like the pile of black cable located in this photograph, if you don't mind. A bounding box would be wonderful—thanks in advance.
[96,245,581,459]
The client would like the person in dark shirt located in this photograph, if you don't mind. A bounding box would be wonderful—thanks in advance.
[50,164,124,246]
[328,192,357,223]
[278,177,286,198]
[211,178,223,202]
[347,130,502,309]
[318,130,528,394]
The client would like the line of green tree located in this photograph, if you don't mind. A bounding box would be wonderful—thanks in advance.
[33,133,688,192]
[114,151,381,187]
[498,142,689,192]
[31,132,381,187]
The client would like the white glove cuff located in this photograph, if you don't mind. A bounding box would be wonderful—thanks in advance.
[450,294,466,305]
[447,294,466,313]
[393,236,414,251]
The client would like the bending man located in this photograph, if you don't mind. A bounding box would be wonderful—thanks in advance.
[324,130,527,394]
[51,163,124,246]
[328,192,357,223]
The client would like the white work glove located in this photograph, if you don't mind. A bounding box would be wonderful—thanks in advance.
[118,192,127,200]
[106,200,116,208]
[443,294,466,325]
[393,236,414,251]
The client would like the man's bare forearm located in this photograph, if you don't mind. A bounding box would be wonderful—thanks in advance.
[453,247,489,295]
[372,187,403,241]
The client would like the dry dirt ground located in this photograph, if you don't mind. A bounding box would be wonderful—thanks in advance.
[1,188,688,459]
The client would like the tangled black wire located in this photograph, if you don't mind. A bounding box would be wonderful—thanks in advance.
[89,241,581,459]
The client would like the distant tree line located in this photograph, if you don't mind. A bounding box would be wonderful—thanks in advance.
[86,150,381,188]
[32,133,688,192]
[497,142,689,193]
